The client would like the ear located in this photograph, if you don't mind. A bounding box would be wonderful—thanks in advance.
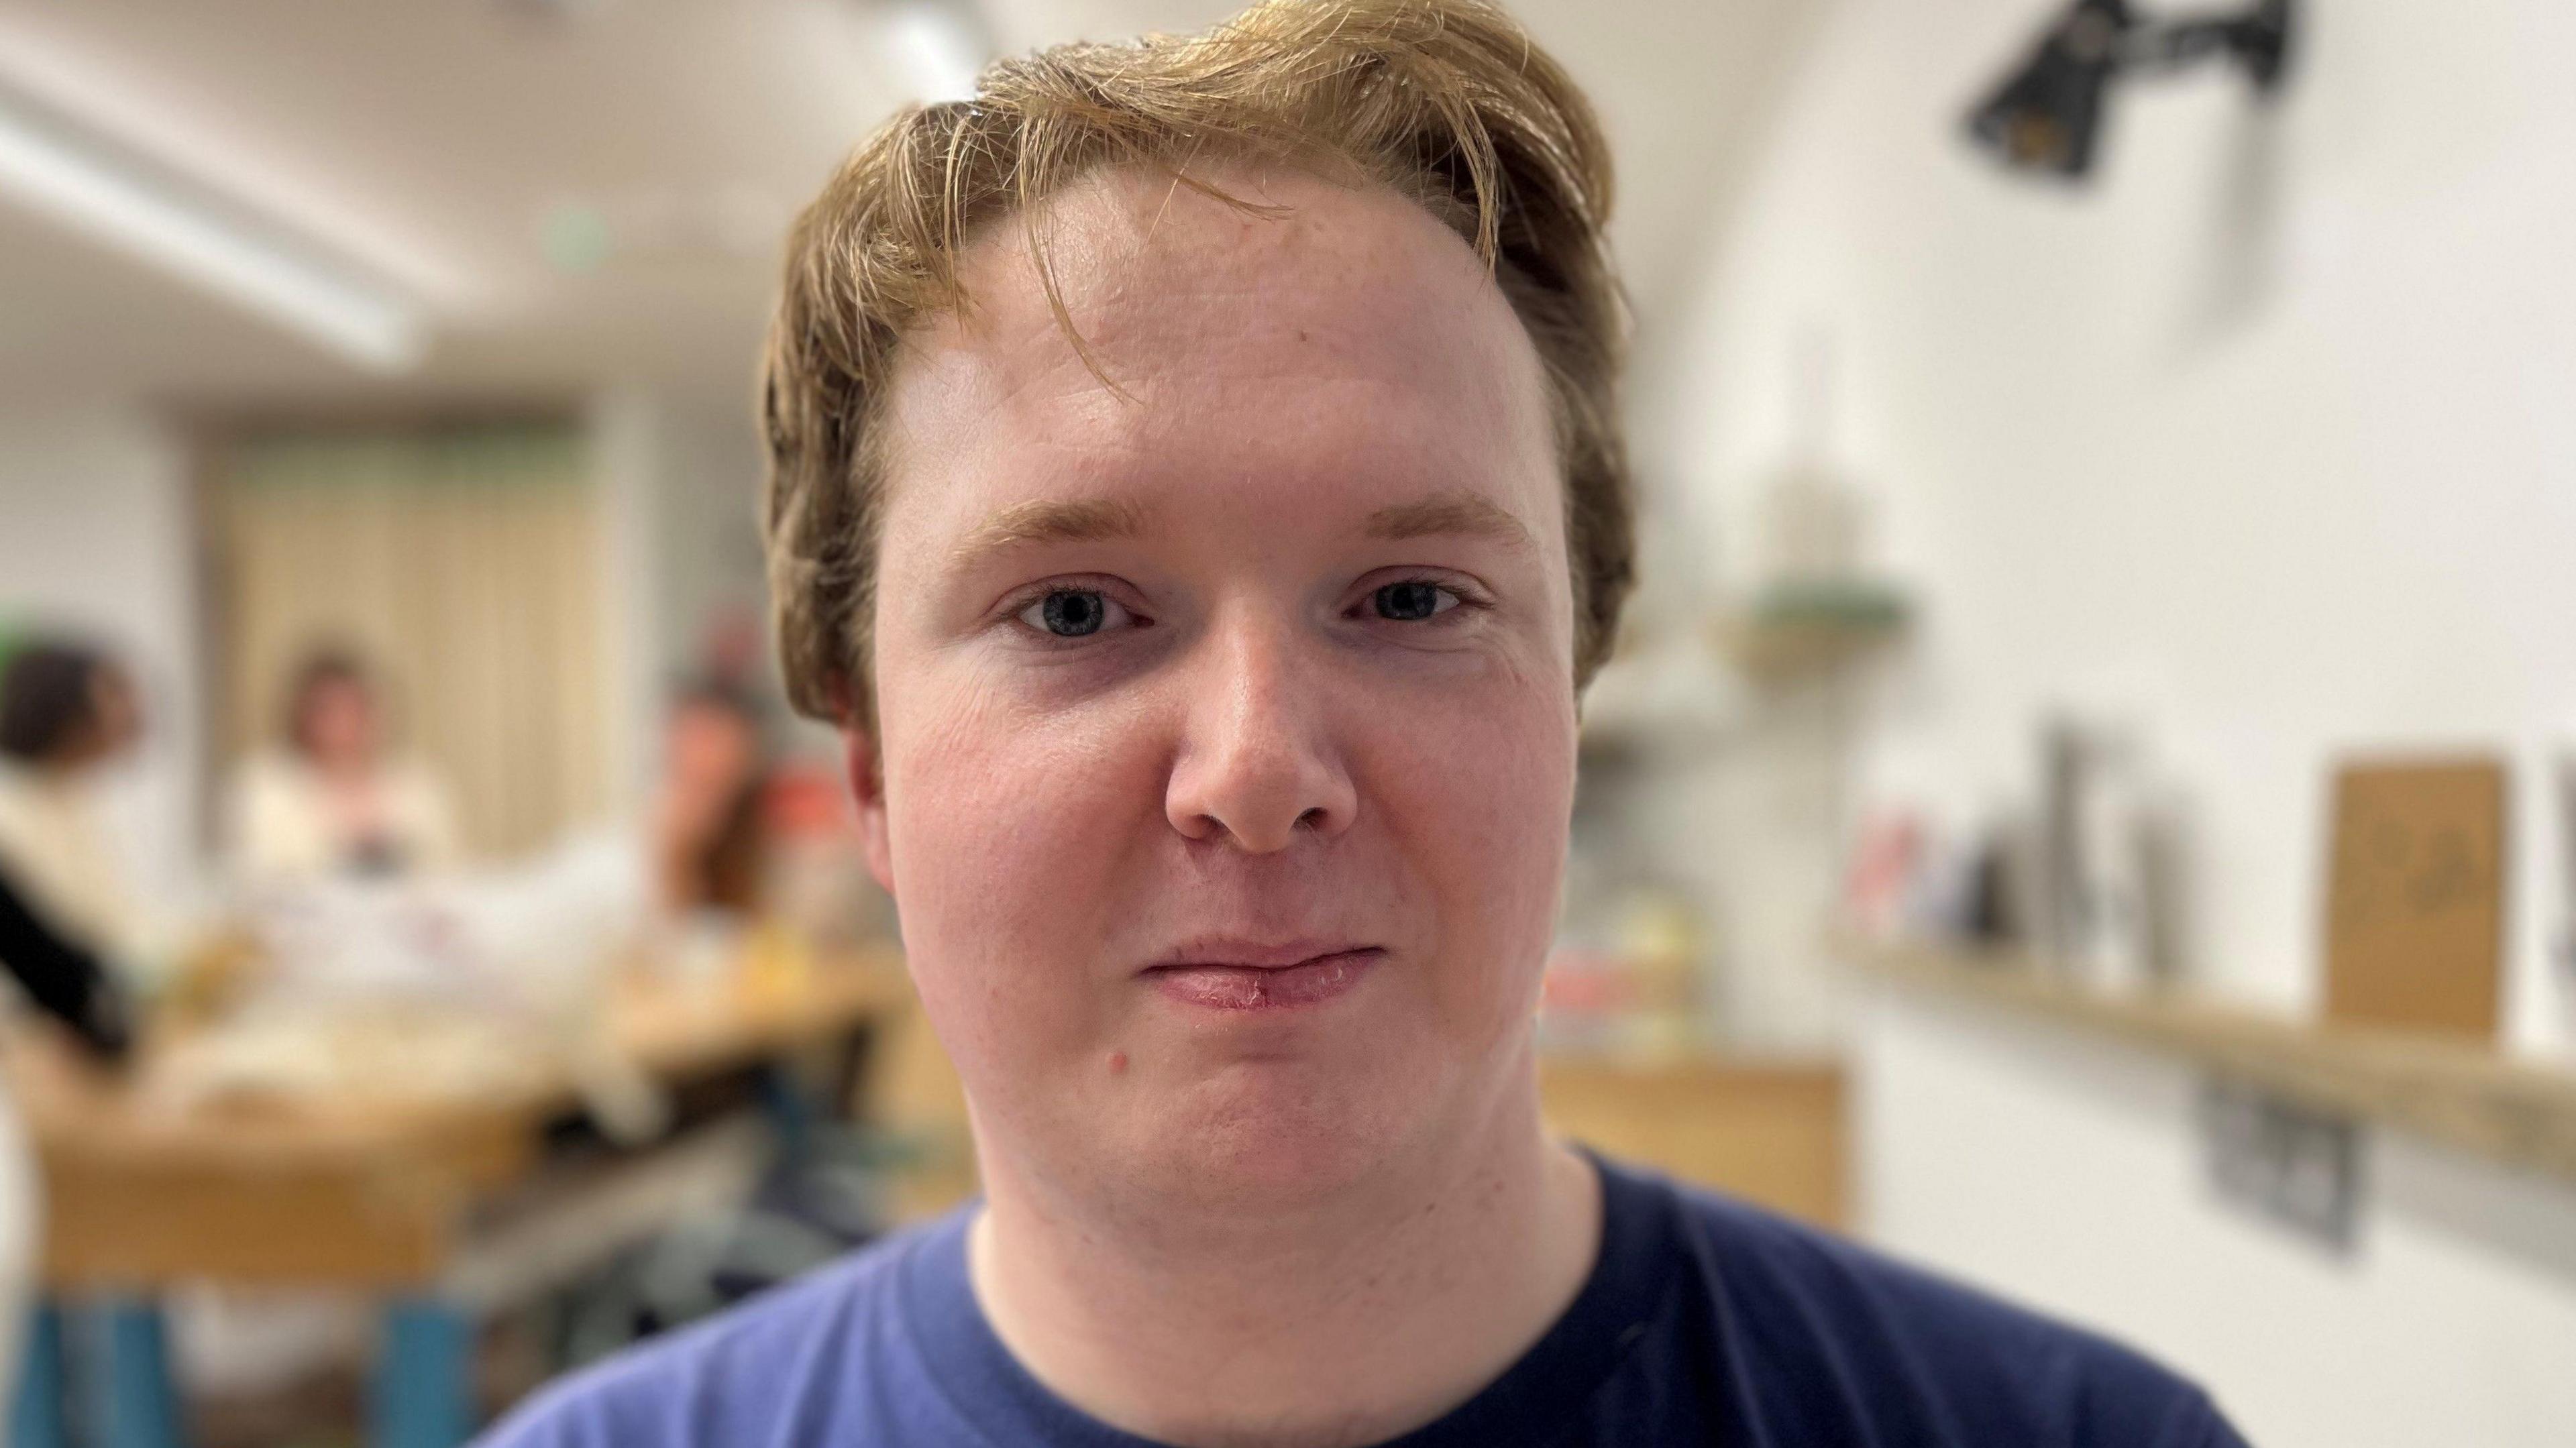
[842,724,896,895]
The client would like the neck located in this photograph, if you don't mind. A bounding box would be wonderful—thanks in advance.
[968,1062,1602,1448]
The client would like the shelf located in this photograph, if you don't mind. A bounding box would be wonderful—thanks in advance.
[1710,582,1910,683]
[1711,614,1902,681]
[1835,934,2576,1186]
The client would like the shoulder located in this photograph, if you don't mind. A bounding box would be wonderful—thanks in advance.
[474,1215,952,1448]
[230,754,313,810]
[234,751,302,787]
[0,766,60,840]
[0,768,36,851]
[1599,1157,2241,1448]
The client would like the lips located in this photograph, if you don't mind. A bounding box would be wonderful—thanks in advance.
[1143,944,1385,1011]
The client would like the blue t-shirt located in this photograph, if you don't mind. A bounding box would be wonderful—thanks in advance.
[480,1155,2245,1447]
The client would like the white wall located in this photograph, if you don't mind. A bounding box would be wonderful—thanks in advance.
[1657,0,2576,1050]
[1648,0,2576,1441]
[589,388,784,795]
[0,408,199,901]
[638,400,769,691]
[1860,988,2576,1447]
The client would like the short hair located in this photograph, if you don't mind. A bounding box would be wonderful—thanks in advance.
[762,0,1633,726]
[0,641,113,765]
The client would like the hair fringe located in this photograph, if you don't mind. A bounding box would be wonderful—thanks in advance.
[761,0,1631,726]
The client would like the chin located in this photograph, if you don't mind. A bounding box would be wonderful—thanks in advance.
[1127,1058,1451,1210]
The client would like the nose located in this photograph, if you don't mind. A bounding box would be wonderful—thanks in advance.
[1163,612,1358,852]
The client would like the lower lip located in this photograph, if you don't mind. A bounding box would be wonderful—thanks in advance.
[1147,950,1382,1012]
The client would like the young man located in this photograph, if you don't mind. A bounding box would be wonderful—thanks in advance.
[484,2,2245,1443]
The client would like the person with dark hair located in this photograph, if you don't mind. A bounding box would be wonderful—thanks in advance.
[0,640,148,987]
[226,646,461,887]
[649,680,773,917]
[0,641,131,765]
[0,638,142,1448]
[0,639,138,1058]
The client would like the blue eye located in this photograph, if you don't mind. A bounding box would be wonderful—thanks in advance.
[1020,589,1126,637]
[1373,580,1454,622]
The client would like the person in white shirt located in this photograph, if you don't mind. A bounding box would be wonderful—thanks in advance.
[226,649,462,889]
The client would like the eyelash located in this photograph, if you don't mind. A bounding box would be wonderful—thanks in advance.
[996,573,1491,644]
[1001,575,1149,647]
[1355,570,1495,625]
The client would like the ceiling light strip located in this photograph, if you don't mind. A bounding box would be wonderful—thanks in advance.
[0,91,423,371]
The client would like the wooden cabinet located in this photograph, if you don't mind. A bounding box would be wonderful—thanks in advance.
[1540,1057,1847,1230]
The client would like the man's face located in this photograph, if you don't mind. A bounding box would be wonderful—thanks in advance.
[861,164,1578,1210]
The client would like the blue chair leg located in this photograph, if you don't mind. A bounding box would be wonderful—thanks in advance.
[372,1299,473,1448]
[8,1300,68,1448]
[93,1298,182,1448]
[759,1064,819,1168]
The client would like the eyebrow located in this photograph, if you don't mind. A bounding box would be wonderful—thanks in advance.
[947,488,1533,571]
[1363,492,1536,551]
[950,497,1152,568]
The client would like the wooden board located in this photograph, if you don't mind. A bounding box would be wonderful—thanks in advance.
[1841,934,2576,1185]
[2322,758,2507,1040]
[40,1140,484,1289]
[1540,1058,1846,1229]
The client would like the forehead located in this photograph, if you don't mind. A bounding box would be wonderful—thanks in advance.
[879,162,1560,527]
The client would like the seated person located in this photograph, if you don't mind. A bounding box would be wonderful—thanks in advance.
[482,3,2246,1445]
[0,640,137,1056]
[649,680,772,917]
[227,648,462,887]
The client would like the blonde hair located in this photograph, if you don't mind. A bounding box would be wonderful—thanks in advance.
[763,0,1632,724]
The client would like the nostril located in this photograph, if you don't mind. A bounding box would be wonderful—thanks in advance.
[1296,807,1327,832]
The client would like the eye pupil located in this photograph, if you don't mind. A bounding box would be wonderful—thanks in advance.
[1040,590,1108,636]
[1376,580,1443,621]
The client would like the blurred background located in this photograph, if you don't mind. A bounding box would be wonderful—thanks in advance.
[0,1,2570,1445]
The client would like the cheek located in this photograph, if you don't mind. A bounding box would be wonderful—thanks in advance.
[875,667,1165,1066]
[1359,667,1576,1019]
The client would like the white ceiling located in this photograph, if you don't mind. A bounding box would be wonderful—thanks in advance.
[0,0,1816,412]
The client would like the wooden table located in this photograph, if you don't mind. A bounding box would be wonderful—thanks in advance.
[4,951,908,1448]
